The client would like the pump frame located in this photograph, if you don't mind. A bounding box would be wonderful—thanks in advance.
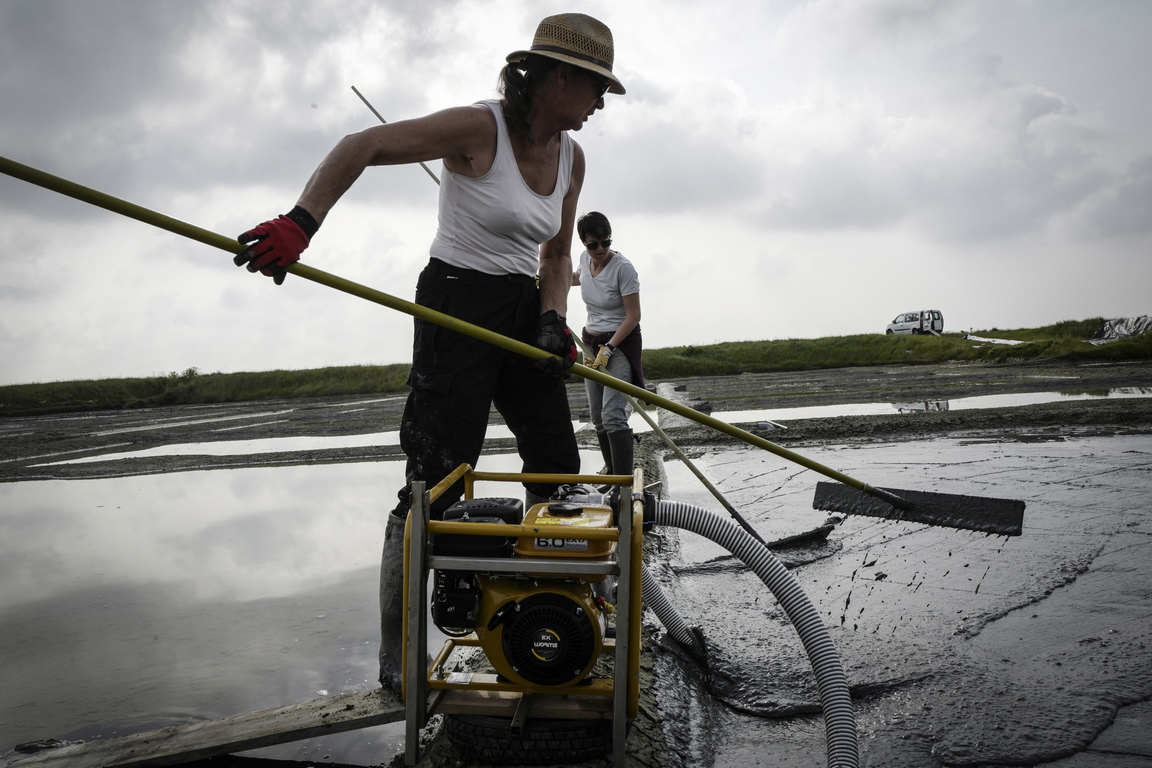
[402,464,645,766]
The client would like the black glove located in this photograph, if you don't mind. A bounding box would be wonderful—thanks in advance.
[534,310,578,378]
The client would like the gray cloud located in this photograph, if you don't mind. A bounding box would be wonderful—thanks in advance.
[0,2,205,123]
[1074,155,1152,239]
[2,0,1150,385]
[0,0,475,220]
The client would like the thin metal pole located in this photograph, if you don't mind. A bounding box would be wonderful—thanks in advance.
[349,86,775,539]
[572,336,767,544]
[351,86,441,186]
[340,89,837,528]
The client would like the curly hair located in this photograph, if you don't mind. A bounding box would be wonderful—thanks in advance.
[498,53,562,137]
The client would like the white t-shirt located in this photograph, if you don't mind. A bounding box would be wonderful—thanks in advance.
[579,250,640,333]
[429,100,574,276]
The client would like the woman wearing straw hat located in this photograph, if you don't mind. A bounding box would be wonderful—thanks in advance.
[233,13,624,695]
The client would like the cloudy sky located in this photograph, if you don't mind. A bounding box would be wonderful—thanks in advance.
[1,0,1149,386]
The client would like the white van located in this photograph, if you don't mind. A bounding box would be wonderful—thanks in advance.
[886,309,944,335]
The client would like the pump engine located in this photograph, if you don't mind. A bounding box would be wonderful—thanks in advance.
[430,492,616,688]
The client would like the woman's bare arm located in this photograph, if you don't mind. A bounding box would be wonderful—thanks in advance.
[538,142,586,318]
[295,105,496,224]
[608,292,641,348]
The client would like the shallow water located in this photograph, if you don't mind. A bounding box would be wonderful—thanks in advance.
[0,449,601,764]
[31,387,1152,468]
[711,386,1152,426]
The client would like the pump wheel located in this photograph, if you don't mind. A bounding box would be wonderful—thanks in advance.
[444,715,613,765]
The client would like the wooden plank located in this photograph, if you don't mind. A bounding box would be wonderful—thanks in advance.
[5,689,404,768]
[429,672,613,697]
[434,689,612,720]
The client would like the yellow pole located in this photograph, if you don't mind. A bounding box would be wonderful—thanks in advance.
[0,153,892,501]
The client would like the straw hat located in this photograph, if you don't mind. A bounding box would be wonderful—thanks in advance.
[506,13,625,95]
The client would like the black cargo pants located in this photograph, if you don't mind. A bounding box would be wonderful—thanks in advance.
[394,258,580,516]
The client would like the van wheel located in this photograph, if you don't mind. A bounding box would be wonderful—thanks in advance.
[445,714,614,765]
[885,329,893,335]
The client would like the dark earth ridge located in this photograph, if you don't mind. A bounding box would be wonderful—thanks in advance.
[3,360,1151,482]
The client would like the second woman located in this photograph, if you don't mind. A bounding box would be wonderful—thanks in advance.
[574,211,643,476]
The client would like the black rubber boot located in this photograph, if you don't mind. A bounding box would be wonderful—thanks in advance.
[595,430,613,474]
[608,428,634,477]
[378,510,406,697]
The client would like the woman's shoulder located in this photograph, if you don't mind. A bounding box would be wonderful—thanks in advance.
[608,252,640,289]
[430,103,500,176]
[609,251,637,272]
[412,103,499,148]
[454,102,500,130]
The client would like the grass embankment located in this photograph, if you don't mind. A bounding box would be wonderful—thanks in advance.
[3,318,1149,416]
[0,365,411,417]
[643,317,1142,378]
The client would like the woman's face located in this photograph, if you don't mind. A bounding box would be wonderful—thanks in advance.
[566,67,608,129]
[583,234,612,256]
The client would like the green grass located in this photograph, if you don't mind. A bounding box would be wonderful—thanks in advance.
[0,365,410,417]
[3,317,1149,417]
[968,317,1103,341]
[642,317,1152,378]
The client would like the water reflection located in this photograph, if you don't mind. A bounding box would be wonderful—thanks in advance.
[1,464,397,608]
[37,431,403,465]
[892,400,949,413]
[0,450,600,764]
[712,386,1151,425]
[34,422,570,466]
[34,388,1149,471]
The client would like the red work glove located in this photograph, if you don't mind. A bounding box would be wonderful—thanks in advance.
[234,206,318,285]
[534,310,578,379]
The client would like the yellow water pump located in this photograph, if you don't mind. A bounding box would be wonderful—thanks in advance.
[432,497,616,688]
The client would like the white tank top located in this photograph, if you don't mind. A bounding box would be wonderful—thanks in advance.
[429,100,574,276]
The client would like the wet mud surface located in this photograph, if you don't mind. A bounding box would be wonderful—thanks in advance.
[3,360,1152,480]
[654,435,1152,767]
[3,359,1152,767]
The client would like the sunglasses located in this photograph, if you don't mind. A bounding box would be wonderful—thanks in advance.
[585,70,610,99]
[584,238,612,250]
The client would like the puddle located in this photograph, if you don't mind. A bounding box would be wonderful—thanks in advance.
[31,388,1152,469]
[32,423,577,466]
[0,449,602,764]
[712,386,1152,426]
[36,431,404,465]
[89,409,298,437]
